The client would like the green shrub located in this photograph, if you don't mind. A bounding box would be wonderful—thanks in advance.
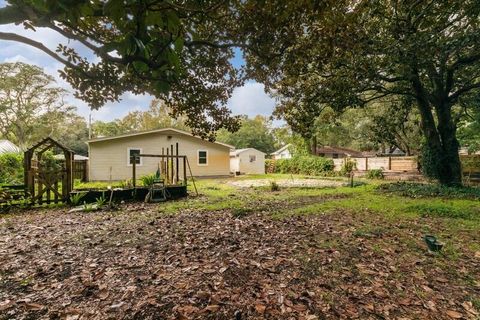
[0,152,23,184]
[272,155,334,176]
[140,174,156,187]
[95,192,107,207]
[39,151,62,172]
[70,192,86,206]
[340,158,357,176]
[407,203,473,220]
[365,169,384,180]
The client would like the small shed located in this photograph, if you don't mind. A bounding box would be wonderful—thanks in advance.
[230,148,266,175]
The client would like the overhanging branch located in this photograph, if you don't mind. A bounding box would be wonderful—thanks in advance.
[0,32,74,68]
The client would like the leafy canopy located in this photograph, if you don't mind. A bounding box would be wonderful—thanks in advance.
[0,0,245,139]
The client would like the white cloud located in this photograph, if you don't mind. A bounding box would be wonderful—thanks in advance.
[227,82,276,118]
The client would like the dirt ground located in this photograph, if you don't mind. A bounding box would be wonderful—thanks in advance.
[0,198,479,319]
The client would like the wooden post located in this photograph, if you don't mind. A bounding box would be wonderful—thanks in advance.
[176,143,179,184]
[166,148,170,184]
[161,148,165,178]
[132,157,136,188]
[170,144,174,184]
[365,157,369,171]
[183,156,187,185]
[388,157,392,171]
[24,150,33,199]
[64,151,73,201]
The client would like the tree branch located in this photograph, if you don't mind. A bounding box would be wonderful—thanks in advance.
[449,82,480,102]
[0,32,75,68]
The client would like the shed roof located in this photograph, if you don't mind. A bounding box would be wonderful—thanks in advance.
[0,140,20,154]
[87,127,234,149]
[230,148,266,157]
[316,146,363,157]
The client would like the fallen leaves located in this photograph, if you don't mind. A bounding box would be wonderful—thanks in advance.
[446,310,464,319]
[0,199,478,319]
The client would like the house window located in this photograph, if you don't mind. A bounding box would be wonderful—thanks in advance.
[249,155,256,162]
[128,148,142,166]
[198,150,208,165]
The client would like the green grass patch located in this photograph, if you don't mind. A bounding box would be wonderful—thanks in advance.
[406,203,476,220]
[377,182,480,200]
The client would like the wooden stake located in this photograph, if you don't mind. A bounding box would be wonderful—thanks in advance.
[176,143,179,184]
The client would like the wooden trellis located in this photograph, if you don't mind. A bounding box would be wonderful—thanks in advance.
[24,137,74,205]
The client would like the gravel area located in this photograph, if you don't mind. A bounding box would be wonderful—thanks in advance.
[227,178,345,188]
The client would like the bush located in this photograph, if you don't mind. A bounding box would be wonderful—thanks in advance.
[365,169,384,180]
[140,174,156,187]
[0,152,23,184]
[39,151,62,172]
[340,158,357,176]
[270,155,334,176]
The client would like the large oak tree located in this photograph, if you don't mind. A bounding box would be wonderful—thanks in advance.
[242,0,480,185]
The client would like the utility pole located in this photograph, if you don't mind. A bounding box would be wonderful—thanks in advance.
[88,113,92,139]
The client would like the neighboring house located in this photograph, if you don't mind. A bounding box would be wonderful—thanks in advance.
[0,140,20,154]
[316,146,363,158]
[230,148,266,175]
[87,128,233,181]
[271,144,292,160]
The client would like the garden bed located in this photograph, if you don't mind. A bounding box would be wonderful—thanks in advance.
[70,185,187,203]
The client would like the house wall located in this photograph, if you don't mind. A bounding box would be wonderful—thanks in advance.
[230,157,240,173]
[273,149,291,160]
[236,149,265,174]
[88,132,230,181]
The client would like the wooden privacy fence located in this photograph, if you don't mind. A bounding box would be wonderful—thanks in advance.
[333,156,419,172]
[333,155,480,174]
[73,160,88,182]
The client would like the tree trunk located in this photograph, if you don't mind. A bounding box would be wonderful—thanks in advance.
[410,70,462,186]
[435,103,462,185]
[416,99,462,186]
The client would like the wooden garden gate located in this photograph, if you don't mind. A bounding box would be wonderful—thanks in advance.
[24,137,74,205]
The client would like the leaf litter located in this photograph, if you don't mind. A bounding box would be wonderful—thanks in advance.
[0,199,479,319]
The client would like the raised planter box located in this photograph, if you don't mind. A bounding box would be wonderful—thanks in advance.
[70,185,187,203]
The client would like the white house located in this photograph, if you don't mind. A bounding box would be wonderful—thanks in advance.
[271,144,292,160]
[230,148,266,175]
[87,128,233,181]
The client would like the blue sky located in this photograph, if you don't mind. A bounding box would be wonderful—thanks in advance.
[0,2,276,123]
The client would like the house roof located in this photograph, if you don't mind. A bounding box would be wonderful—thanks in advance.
[316,146,363,157]
[87,127,234,149]
[230,148,266,157]
[54,154,89,161]
[271,144,291,155]
[0,140,21,154]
